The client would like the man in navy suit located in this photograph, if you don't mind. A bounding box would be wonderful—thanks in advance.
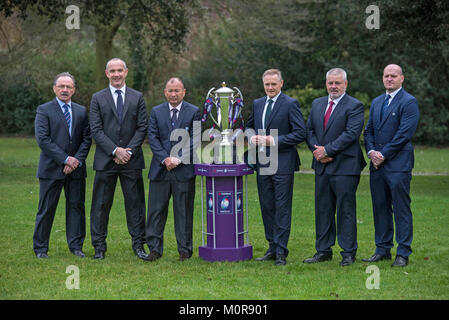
[33,72,91,258]
[246,69,306,265]
[89,58,149,260]
[304,68,366,266]
[145,77,201,261]
[363,64,419,267]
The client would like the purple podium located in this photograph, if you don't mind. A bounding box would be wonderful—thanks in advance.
[195,163,253,262]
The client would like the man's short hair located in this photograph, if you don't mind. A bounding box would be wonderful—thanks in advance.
[53,72,76,87]
[326,68,347,81]
[165,77,185,88]
[262,69,283,81]
[105,58,127,71]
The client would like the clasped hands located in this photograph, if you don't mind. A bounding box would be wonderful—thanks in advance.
[63,156,80,175]
[313,145,334,164]
[113,147,132,165]
[163,157,181,171]
[369,150,384,169]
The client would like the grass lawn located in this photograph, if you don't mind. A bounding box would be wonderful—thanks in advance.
[0,137,448,300]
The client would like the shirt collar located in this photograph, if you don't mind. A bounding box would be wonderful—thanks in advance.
[169,102,183,111]
[266,91,282,104]
[110,84,126,95]
[328,92,346,106]
[386,87,402,99]
[56,97,71,108]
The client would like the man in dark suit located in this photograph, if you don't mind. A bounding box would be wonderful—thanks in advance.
[363,64,419,267]
[33,72,91,258]
[246,69,306,266]
[145,77,201,261]
[304,68,366,266]
[89,58,149,260]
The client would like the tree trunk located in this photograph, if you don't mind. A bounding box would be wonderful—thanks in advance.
[94,17,122,91]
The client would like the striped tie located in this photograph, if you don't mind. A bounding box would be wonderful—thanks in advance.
[62,104,71,135]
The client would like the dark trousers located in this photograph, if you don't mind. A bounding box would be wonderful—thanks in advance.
[90,168,146,252]
[369,169,413,257]
[145,173,195,256]
[33,177,86,254]
[314,173,360,257]
[256,173,294,257]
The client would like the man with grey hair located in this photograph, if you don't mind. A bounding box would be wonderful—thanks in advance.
[246,68,306,266]
[33,72,91,258]
[304,68,366,266]
[89,58,149,261]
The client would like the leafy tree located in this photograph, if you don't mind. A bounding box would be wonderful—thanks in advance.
[1,0,197,90]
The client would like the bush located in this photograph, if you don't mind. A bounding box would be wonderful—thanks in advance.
[0,76,44,135]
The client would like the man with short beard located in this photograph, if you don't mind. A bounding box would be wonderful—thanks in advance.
[304,68,366,267]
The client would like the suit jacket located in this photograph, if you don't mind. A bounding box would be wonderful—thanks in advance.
[306,94,366,175]
[364,88,419,172]
[35,99,91,180]
[148,101,201,182]
[246,92,306,175]
[90,87,148,171]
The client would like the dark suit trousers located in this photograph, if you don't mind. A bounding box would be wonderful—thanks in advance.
[145,172,195,256]
[256,173,294,257]
[33,177,86,254]
[369,169,413,257]
[90,167,146,252]
[314,173,359,257]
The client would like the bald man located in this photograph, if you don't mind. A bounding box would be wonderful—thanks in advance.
[363,64,420,267]
[145,77,201,261]
[89,58,149,261]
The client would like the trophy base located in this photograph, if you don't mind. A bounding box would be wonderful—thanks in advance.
[199,245,253,262]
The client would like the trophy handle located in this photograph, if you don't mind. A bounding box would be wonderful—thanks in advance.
[204,88,221,129]
[233,87,244,121]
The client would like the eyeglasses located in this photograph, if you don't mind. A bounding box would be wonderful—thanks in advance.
[55,85,74,90]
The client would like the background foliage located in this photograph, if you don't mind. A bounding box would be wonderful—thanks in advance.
[1,0,448,145]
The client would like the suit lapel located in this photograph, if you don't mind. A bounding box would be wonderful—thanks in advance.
[324,94,346,134]
[163,103,172,132]
[256,98,266,130]
[104,88,120,122]
[380,89,402,126]
[122,87,131,121]
[266,94,283,129]
[53,99,71,137]
[174,102,188,130]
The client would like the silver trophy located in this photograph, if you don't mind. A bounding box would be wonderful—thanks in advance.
[201,82,244,164]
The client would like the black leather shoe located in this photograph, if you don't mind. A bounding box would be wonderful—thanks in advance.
[275,255,287,266]
[340,256,356,266]
[255,252,276,261]
[93,250,105,260]
[147,251,162,261]
[36,252,49,259]
[362,253,391,262]
[392,255,408,267]
[179,252,192,261]
[303,252,332,263]
[134,247,150,261]
[71,250,86,258]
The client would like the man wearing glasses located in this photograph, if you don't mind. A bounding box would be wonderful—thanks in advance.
[33,72,91,258]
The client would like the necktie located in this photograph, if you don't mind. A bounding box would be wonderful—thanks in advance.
[323,100,334,130]
[171,108,178,128]
[381,94,391,121]
[62,104,71,135]
[116,89,123,122]
[264,99,274,128]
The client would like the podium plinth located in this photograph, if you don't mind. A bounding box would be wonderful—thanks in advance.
[195,163,253,262]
